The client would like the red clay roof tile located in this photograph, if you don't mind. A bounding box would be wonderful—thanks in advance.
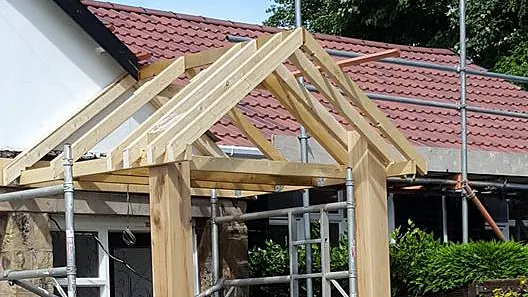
[82,0,528,154]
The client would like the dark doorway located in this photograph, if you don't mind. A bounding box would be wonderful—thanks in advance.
[109,232,152,297]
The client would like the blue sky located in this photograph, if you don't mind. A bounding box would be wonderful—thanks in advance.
[113,0,273,24]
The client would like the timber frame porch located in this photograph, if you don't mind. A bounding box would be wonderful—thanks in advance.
[1,28,426,297]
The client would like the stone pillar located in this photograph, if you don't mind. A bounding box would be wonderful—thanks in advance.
[198,200,249,297]
[0,212,53,296]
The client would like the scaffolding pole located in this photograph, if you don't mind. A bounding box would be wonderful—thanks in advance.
[0,267,67,281]
[459,0,469,243]
[346,167,358,297]
[210,189,220,297]
[293,1,313,295]
[63,144,76,297]
[226,37,528,121]
[9,280,59,297]
[0,185,63,202]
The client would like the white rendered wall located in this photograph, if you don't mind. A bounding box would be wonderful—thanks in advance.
[0,0,148,153]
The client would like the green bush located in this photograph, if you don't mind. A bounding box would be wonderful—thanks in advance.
[390,221,440,296]
[249,222,528,297]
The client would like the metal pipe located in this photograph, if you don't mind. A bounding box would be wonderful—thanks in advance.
[387,177,528,191]
[294,1,313,295]
[308,85,528,120]
[459,0,469,244]
[1,267,67,280]
[224,275,290,286]
[195,280,223,297]
[10,280,59,297]
[62,144,76,297]
[387,192,396,243]
[326,271,349,280]
[288,213,299,297]
[210,189,220,297]
[215,202,347,224]
[346,167,357,297]
[442,190,449,243]
[464,184,505,241]
[0,185,63,203]
[226,36,528,84]
[222,271,351,287]
[320,209,331,297]
[228,35,528,121]
[192,219,200,295]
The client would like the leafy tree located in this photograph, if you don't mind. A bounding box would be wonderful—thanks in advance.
[264,0,528,73]
[264,0,454,48]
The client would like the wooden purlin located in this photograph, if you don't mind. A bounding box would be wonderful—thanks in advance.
[1,74,136,186]
[301,30,427,174]
[290,48,401,78]
[144,29,304,167]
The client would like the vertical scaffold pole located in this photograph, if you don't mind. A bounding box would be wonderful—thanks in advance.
[63,144,76,297]
[459,0,469,244]
[288,213,299,297]
[320,209,331,297]
[346,167,357,297]
[211,189,220,297]
[294,1,313,295]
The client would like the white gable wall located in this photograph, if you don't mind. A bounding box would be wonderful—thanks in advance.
[0,0,149,153]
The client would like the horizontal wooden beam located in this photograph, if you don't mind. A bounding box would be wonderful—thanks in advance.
[139,46,232,80]
[191,156,345,179]
[26,180,263,198]
[191,180,307,192]
[387,160,416,177]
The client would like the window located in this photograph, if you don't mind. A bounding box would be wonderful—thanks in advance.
[50,215,150,297]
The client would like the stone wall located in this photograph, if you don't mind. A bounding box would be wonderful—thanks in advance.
[198,200,249,297]
[0,212,53,296]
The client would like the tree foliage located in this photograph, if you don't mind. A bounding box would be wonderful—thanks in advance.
[264,0,528,74]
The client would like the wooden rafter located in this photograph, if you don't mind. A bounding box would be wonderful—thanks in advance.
[1,74,136,186]
[227,108,286,161]
[301,31,427,174]
[2,28,428,196]
[289,49,394,164]
[144,29,303,166]
[120,41,251,168]
[267,70,348,164]
[47,56,187,179]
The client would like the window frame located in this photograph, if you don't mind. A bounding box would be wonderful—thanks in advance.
[50,215,150,297]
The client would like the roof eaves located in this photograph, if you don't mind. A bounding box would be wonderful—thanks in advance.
[52,0,139,79]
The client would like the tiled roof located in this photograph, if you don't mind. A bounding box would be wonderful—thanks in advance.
[83,0,528,154]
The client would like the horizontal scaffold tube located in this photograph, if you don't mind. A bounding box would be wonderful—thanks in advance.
[1,267,67,281]
[222,271,350,287]
[227,35,528,120]
[0,185,63,203]
[10,280,59,297]
[215,202,347,224]
[226,35,528,85]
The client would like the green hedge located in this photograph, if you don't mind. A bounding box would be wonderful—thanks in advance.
[249,221,528,297]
